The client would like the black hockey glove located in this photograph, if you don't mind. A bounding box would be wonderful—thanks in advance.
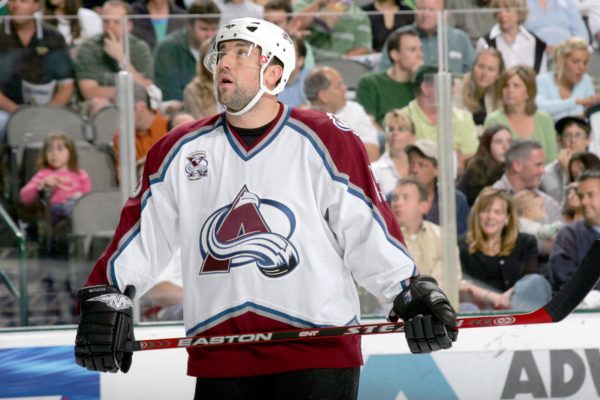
[75,285,136,373]
[390,276,458,354]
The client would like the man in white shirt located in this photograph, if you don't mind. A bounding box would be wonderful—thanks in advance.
[304,66,381,161]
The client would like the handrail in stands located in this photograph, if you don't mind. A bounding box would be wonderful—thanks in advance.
[0,202,28,326]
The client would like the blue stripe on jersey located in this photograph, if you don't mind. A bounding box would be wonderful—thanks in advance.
[287,119,414,269]
[223,106,292,161]
[187,301,359,336]
[109,226,141,287]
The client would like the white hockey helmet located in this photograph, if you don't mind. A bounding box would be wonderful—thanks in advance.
[203,18,296,116]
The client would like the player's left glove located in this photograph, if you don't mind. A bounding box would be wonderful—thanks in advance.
[390,275,458,354]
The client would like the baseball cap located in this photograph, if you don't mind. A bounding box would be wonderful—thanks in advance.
[555,115,591,135]
[412,65,438,91]
[405,139,438,163]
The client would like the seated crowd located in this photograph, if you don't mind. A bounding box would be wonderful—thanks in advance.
[1,0,600,324]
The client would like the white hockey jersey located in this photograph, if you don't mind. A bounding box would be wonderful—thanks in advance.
[86,104,417,377]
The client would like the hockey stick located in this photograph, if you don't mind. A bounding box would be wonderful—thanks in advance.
[133,240,600,352]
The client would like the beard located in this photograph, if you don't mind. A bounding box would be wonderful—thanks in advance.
[217,81,258,113]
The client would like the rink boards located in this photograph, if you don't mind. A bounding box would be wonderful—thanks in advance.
[0,312,599,400]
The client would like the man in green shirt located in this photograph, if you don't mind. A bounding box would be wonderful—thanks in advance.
[356,29,422,128]
[400,65,478,173]
[153,1,220,102]
[75,0,154,113]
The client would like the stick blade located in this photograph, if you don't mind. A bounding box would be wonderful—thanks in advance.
[544,239,600,322]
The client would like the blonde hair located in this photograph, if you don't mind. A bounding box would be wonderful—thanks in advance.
[513,189,541,216]
[467,187,519,255]
[491,0,528,25]
[500,65,538,115]
[462,48,505,113]
[382,109,415,138]
[36,132,79,172]
[554,37,589,82]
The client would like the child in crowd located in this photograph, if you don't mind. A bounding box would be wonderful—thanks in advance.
[20,132,92,222]
[514,190,563,252]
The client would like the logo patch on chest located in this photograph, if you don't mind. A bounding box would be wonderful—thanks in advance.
[185,151,209,180]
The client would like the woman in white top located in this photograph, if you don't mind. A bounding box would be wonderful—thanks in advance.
[476,0,548,74]
[370,110,415,197]
[44,0,102,47]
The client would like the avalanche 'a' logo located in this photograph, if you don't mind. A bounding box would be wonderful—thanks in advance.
[199,186,300,277]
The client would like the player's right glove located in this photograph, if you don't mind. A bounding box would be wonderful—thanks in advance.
[75,285,136,373]
[390,275,458,354]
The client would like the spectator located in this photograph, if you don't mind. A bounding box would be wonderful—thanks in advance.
[524,0,589,51]
[75,0,154,114]
[361,0,413,52]
[562,181,584,223]
[540,115,591,203]
[378,0,475,75]
[484,65,557,164]
[168,111,195,130]
[131,0,187,51]
[475,0,548,74]
[459,187,551,311]
[371,110,416,196]
[43,0,103,48]
[356,29,421,128]
[278,36,310,108]
[304,66,380,161]
[216,0,263,25]
[453,48,504,129]
[446,0,496,44]
[457,124,512,206]
[154,0,220,102]
[112,84,169,176]
[263,0,315,68]
[183,39,218,119]
[568,151,600,182]
[492,139,562,224]
[406,139,471,234]
[0,0,75,141]
[535,37,600,122]
[514,189,563,252]
[577,0,600,49]
[293,0,372,62]
[549,170,600,296]
[391,177,461,294]
[400,65,479,173]
[19,132,91,255]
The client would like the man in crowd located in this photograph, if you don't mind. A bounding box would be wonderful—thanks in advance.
[356,29,422,129]
[153,0,220,102]
[0,0,74,141]
[75,0,154,114]
[304,66,380,161]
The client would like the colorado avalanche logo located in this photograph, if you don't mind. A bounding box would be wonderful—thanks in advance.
[199,186,299,277]
[327,113,353,132]
[185,151,208,180]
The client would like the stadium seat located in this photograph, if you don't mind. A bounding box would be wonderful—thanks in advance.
[90,105,119,148]
[314,58,371,91]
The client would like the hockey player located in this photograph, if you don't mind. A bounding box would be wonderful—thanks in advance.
[74,18,458,398]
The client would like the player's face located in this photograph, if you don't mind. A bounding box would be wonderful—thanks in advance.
[516,149,545,189]
[215,40,262,112]
[189,20,218,49]
[46,139,70,170]
[489,129,512,162]
[578,178,600,226]
[478,197,509,239]
[391,183,424,227]
[409,153,438,186]
[472,52,501,90]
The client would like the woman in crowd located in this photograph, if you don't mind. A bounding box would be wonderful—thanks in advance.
[476,0,548,74]
[370,109,416,197]
[454,48,504,129]
[524,0,589,51]
[568,151,600,182]
[459,187,551,311]
[44,0,102,48]
[484,65,557,164]
[183,40,218,119]
[536,37,600,122]
[457,124,512,206]
[361,0,413,52]
[131,0,187,50]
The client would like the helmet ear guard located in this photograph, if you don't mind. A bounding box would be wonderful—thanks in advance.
[204,18,296,115]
